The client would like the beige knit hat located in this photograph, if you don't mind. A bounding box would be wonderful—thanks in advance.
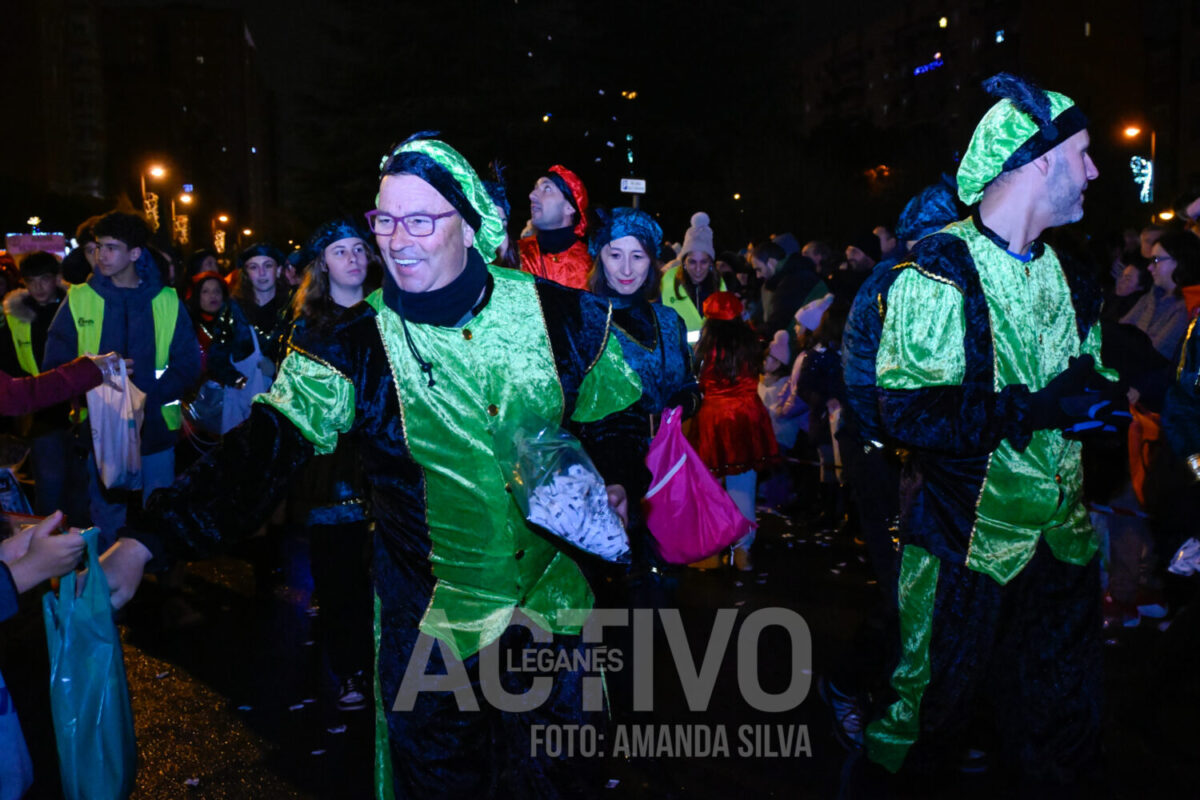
[680,212,715,259]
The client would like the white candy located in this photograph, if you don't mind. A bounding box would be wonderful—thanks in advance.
[524,463,629,562]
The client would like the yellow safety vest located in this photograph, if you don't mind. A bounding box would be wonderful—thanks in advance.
[5,315,39,376]
[67,283,182,430]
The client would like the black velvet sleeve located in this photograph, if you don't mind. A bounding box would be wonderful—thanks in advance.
[124,403,315,571]
[537,280,652,502]
[878,382,1034,457]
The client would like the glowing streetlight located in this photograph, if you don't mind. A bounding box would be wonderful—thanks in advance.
[242,228,253,237]
[1123,126,1141,138]
[216,214,229,224]
[178,193,193,205]
[733,193,741,201]
[1159,210,1175,221]
[938,16,948,28]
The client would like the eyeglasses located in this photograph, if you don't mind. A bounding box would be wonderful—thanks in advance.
[1151,255,1176,264]
[364,209,457,237]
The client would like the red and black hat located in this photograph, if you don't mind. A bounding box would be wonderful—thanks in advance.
[546,165,589,238]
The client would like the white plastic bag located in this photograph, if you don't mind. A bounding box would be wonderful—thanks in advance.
[86,360,145,491]
[221,328,272,434]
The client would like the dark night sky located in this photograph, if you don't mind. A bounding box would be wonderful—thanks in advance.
[235,0,892,245]
[95,0,922,248]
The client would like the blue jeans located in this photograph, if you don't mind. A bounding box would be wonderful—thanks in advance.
[724,469,757,550]
[87,448,175,550]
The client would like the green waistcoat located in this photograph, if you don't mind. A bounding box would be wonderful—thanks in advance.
[877,219,1112,583]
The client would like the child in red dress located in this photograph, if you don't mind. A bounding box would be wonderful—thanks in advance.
[688,292,779,570]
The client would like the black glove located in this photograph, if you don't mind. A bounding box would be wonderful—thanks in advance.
[1059,388,1133,439]
[1029,355,1098,430]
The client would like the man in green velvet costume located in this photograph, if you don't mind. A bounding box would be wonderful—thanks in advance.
[99,134,649,798]
[859,74,1126,783]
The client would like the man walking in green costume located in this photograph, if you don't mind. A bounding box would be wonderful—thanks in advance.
[861,74,1126,783]
[99,133,647,798]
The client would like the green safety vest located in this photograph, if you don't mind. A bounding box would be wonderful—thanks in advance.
[5,315,40,376]
[67,283,182,430]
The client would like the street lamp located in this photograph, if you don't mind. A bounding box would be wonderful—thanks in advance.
[1124,125,1156,204]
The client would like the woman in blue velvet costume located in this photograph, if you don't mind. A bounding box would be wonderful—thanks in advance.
[586,208,700,577]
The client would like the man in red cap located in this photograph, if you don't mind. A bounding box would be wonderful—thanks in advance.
[519,165,592,289]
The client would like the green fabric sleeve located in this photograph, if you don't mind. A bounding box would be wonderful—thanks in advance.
[1079,322,1118,382]
[254,349,355,455]
[570,325,643,423]
[876,269,967,389]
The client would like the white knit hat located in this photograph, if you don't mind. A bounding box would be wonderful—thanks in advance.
[680,212,715,259]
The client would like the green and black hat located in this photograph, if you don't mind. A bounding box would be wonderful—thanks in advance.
[957,73,1088,206]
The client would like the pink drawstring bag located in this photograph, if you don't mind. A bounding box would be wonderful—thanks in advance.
[643,407,754,563]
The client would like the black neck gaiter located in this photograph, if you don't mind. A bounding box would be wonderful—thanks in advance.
[382,248,489,326]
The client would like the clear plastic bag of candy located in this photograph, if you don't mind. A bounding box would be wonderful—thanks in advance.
[496,414,630,563]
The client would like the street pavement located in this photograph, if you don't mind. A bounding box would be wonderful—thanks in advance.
[2,508,1196,798]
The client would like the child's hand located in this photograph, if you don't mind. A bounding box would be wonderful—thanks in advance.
[7,512,85,594]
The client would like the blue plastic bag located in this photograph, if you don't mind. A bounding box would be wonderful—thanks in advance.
[42,528,137,800]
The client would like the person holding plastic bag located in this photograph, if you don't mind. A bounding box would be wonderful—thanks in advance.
[96,134,648,798]
[585,207,700,578]
[688,293,779,570]
[1,513,87,799]
[43,212,202,548]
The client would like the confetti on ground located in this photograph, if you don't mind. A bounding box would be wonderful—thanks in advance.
[288,703,305,711]
[302,640,315,646]
[311,749,326,756]
[734,600,746,607]
[831,568,842,575]
[733,581,743,587]
[301,698,316,705]
[237,705,252,711]
[606,779,621,788]
[184,778,200,787]
[155,671,170,679]
[327,725,347,734]
[836,562,847,567]
[755,579,767,585]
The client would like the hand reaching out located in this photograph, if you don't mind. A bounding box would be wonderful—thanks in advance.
[90,352,135,390]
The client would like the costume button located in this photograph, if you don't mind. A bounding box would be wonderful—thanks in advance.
[487,404,499,416]
[515,549,525,560]
[463,328,472,340]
